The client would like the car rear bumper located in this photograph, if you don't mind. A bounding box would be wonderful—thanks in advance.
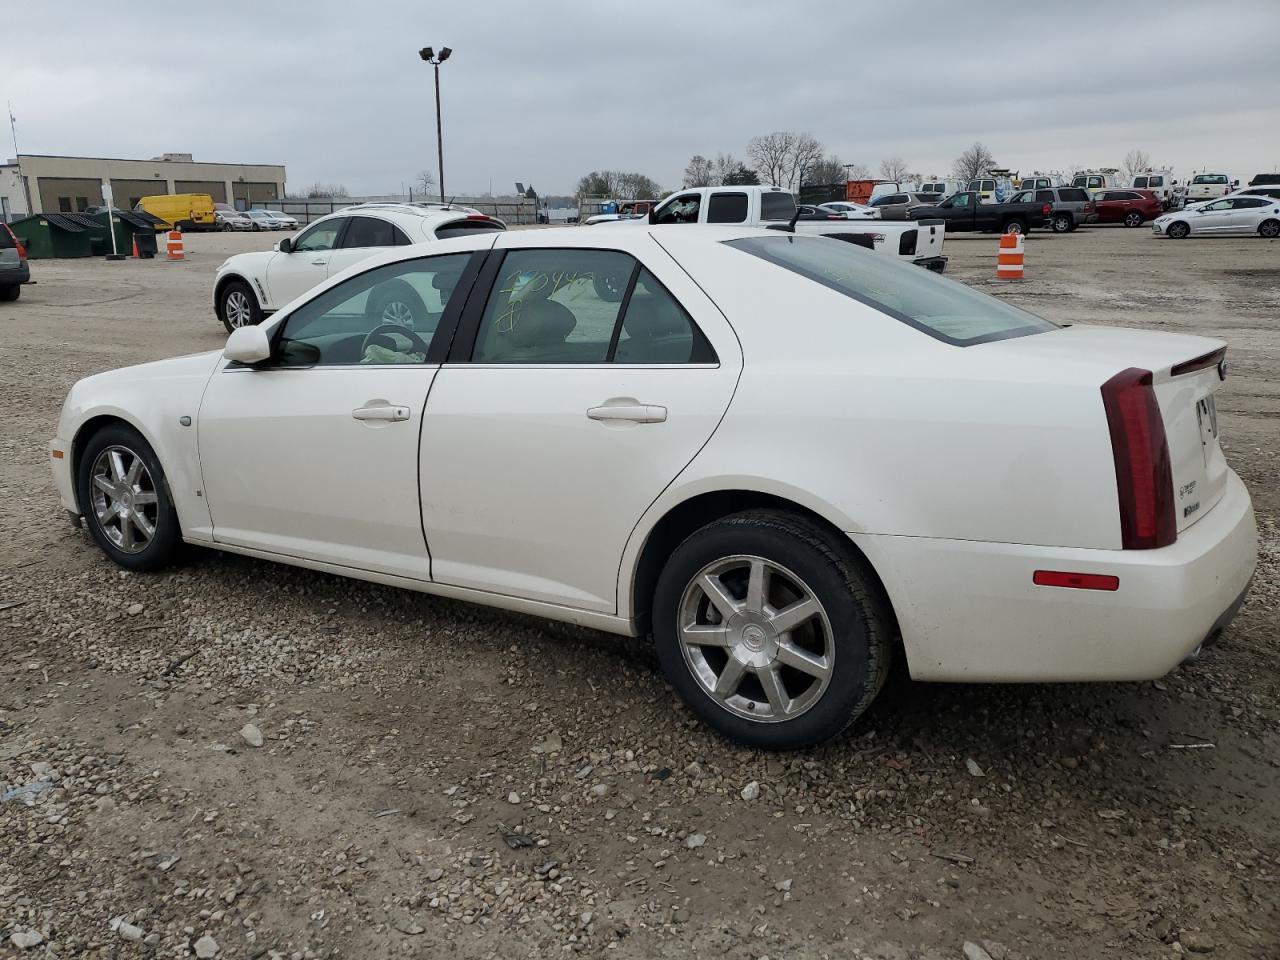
[850,469,1257,682]
[917,256,947,273]
[1,262,31,286]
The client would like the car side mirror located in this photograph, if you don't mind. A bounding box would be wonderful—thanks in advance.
[224,325,272,365]
[277,237,293,253]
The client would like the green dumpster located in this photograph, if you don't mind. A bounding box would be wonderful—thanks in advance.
[87,210,158,257]
[7,213,98,259]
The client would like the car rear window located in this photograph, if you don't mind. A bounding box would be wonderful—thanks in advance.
[725,235,1058,347]
[0,226,13,249]
[434,219,506,239]
[1192,174,1229,184]
[759,192,797,222]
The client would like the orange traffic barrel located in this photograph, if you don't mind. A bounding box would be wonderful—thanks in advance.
[166,229,185,261]
[996,233,1024,280]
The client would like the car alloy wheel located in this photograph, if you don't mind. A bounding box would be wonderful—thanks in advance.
[1052,215,1071,233]
[1003,220,1024,235]
[88,445,160,554]
[1168,221,1190,239]
[1260,219,1280,239]
[1124,211,1143,227]
[677,555,834,723]
[224,289,253,328]
[380,299,416,326]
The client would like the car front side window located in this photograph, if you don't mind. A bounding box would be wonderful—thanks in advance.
[273,253,473,367]
[292,218,346,252]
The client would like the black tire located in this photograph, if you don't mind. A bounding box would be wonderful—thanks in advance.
[652,510,894,750]
[365,279,429,329]
[1167,221,1190,239]
[1051,213,1073,233]
[592,270,626,302]
[218,279,262,334]
[76,423,181,572]
[1123,211,1144,227]
[1259,219,1280,239]
[0,285,19,302]
[1002,218,1026,235]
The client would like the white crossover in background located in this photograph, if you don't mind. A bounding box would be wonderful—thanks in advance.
[49,225,1257,749]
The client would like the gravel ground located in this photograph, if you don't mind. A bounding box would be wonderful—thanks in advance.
[1,227,1278,960]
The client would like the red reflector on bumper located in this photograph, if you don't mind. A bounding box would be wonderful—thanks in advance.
[1033,570,1120,591]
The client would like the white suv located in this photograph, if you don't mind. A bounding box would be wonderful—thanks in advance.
[212,203,505,332]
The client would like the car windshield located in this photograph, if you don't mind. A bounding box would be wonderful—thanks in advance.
[725,235,1058,346]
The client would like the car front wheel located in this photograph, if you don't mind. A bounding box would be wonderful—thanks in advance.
[77,423,181,572]
[218,280,261,333]
[1167,221,1190,239]
[653,510,893,750]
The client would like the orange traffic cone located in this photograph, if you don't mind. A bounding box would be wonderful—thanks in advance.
[131,236,140,259]
[166,230,185,261]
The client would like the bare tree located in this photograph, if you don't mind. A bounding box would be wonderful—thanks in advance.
[304,182,350,198]
[747,131,797,189]
[803,155,847,186]
[1122,148,1153,181]
[879,156,911,183]
[790,134,825,191]
[844,161,871,179]
[415,170,437,195]
[682,155,715,188]
[711,153,742,185]
[951,142,996,182]
[615,172,663,199]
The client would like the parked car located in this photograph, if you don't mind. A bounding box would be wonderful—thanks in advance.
[908,191,1052,234]
[215,210,254,232]
[1248,173,1280,187]
[1007,186,1096,232]
[1071,172,1123,193]
[817,200,880,220]
[1152,195,1280,239]
[965,177,1016,203]
[0,222,31,301]
[1184,173,1236,205]
[870,192,943,220]
[244,209,287,231]
[136,193,217,231]
[917,179,965,201]
[262,209,300,230]
[49,225,1257,749]
[1131,170,1181,210]
[640,186,946,271]
[1225,185,1280,202]
[212,203,506,333]
[796,204,848,220]
[1093,189,1164,227]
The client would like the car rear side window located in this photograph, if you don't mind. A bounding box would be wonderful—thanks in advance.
[1035,190,1054,203]
[1060,188,1088,202]
[342,216,408,248]
[759,192,796,222]
[707,192,749,224]
[725,235,1058,347]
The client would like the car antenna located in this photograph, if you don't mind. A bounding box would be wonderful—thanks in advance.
[784,204,801,233]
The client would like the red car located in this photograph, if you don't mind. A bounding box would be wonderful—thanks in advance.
[1093,188,1163,227]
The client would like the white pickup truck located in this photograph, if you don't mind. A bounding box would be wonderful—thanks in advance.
[627,185,947,272]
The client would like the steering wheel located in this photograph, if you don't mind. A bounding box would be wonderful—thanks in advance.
[360,323,431,359]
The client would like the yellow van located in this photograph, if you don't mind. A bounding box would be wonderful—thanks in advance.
[135,193,217,231]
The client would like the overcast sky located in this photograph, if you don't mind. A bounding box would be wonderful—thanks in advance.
[7,1,1279,197]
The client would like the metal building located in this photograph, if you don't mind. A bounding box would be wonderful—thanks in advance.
[7,153,287,215]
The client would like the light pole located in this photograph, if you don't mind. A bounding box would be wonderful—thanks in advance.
[418,46,452,203]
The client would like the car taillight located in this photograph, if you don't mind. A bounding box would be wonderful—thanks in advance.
[1085,201,1095,212]
[2,225,23,259]
[1042,202,1052,216]
[1101,368,1175,550]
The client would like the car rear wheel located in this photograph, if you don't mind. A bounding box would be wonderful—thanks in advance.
[1002,218,1026,235]
[1051,213,1073,233]
[77,424,181,572]
[1124,211,1144,227]
[1259,219,1280,239]
[0,284,19,302]
[652,510,893,750]
[365,279,428,329]
[219,280,261,333]
[1167,221,1191,239]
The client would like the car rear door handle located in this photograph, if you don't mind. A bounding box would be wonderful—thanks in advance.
[353,403,411,422]
[587,402,667,424]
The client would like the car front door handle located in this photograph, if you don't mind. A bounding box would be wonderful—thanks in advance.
[311,257,328,265]
[352,403,411,422]
[587,401,667,424]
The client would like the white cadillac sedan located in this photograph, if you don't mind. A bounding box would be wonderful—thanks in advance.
[1152,194,1280,238]
[49,227,1257,749]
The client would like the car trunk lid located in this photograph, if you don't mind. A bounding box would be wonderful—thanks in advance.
[978,325,1230,538]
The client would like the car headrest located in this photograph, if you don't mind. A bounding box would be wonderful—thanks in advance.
[623,295,683,339]
[509,299,576,347]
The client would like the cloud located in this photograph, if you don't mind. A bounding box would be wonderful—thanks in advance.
[7,0,1278,195]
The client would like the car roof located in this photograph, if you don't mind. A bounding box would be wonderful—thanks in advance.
[303,204,505,232]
